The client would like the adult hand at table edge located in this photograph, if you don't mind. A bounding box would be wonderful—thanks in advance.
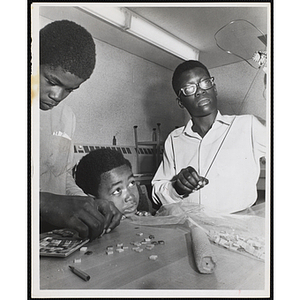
[172,166,209,196]
[95,199,122,234]
[40,192,106,240]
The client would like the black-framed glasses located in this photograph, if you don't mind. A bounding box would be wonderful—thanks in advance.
[178,77,215,97]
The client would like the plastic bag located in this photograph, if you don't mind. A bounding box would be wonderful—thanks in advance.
[129,202,266,261]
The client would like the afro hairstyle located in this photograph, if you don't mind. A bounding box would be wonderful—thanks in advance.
[40,20,96,81]
[75,148,132,197]
[172,60,211,96]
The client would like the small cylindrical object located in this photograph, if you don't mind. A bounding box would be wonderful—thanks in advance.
[132,246,141,251]
[146,244,155,250]
[190,226,217,274]
[69,266,90,281]
[152,128,157,141]
[133,125,140,173]
[116,248,124,253]
[156,123,161,142]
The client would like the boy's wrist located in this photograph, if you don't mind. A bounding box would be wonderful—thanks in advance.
[172,181,188,196]
[170,182,185,199]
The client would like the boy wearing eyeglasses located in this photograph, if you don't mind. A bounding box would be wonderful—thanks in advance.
[151,60,266,214]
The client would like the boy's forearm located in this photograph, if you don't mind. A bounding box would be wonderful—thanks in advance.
[40,192,56,223]
[152,181,182,205]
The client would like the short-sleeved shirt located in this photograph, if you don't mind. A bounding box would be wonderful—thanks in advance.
[40,103,85,196]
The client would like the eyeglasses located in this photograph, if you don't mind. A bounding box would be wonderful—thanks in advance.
[178,77,215,97]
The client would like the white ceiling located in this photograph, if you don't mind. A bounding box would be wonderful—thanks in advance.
[39,5,269,71]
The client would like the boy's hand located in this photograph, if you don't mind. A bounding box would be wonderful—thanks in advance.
[40,192,110,240]
[173,166,209,196]
[95,200,122,234]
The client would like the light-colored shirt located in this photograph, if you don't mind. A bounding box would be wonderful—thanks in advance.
[152,111,266,213]
[40,103,86,196]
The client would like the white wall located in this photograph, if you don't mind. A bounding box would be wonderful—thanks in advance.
[211,61,267,121]
[69,39,186,146]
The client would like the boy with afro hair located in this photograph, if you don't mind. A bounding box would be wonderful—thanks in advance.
[39,20,122,240]
[75,148,154,217]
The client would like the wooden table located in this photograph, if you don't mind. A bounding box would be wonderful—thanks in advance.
[39,203,268,296]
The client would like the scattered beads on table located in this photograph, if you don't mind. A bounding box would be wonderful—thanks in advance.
[149,255,158,260]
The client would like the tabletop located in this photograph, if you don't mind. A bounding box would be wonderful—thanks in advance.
[39,203,268,295]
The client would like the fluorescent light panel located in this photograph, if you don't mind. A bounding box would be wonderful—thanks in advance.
[80,6,199,61]
[82,6,127,28]
[129,14,199,60]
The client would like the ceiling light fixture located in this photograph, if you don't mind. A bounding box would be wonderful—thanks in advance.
[81,6,129,28]
[80,5,200,61]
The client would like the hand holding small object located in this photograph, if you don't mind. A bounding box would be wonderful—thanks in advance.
[173,166,209,196]
[95,199,122,234]
[40,192,106,240]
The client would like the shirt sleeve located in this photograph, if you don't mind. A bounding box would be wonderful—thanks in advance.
[66,170,87,196]
[151,135,183,205]
[65,107,87,196]
[251,115,267,161]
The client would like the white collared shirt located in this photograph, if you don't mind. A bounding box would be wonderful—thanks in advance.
[152,111,266,213]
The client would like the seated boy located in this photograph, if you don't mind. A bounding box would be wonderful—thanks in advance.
[74,148,154,217]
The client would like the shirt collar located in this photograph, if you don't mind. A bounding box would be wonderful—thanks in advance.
[174,111,232,138]
[215,111,232,125]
